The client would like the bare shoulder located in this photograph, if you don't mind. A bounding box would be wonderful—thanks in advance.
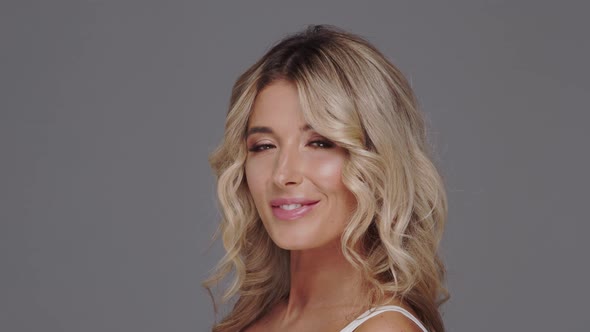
[354,310,424,332]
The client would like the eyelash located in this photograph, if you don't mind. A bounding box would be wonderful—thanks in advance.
[248,144,274,152]
[309,139,335,149]
[248,139,335,152]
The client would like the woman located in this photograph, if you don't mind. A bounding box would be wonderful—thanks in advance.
[204,25,448,332]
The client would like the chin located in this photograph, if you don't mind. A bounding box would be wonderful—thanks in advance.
[268,231,338,251]
[273,240,315,251]
[261,213,344,251]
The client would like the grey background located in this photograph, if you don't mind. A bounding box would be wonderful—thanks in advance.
[1,0,588,331]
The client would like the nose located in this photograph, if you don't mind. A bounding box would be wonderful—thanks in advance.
[272,145,303,188]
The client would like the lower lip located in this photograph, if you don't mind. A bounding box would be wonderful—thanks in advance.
[271,202,319,221]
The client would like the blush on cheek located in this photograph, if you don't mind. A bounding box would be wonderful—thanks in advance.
[245,158,273,210]
[308,155,346,188]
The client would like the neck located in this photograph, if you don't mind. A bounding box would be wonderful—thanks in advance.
[282,239,364,320]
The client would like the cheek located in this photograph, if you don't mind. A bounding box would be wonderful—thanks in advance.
[245,159,267,201]
[306,153,356,215]
[306,153,347,191]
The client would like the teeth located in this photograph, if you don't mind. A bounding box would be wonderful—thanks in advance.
[279,204,302,210]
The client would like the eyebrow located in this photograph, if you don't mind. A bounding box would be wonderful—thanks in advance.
[245,124,312,138]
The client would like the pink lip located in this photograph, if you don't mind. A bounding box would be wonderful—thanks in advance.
[270,198,320,221]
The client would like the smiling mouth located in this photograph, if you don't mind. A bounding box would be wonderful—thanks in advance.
[271,201,319,220]
[277,203,304,210]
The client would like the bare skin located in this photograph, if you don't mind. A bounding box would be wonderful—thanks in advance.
[243,80,423,332]
[243,239,365,332]
[243,80,364,331]
[243,239,422,332]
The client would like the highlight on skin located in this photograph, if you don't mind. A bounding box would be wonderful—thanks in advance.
[204,25,449,332]
[244,80,357,252]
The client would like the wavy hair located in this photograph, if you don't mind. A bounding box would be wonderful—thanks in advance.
[204,25,448,332]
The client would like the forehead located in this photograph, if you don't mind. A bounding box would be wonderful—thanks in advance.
[248,80,305,126]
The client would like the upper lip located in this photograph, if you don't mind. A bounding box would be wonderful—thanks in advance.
[270,197,320,207]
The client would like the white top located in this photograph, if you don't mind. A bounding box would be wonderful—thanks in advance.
[339,305,429,332]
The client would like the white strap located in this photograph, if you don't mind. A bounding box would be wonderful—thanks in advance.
[340,305,429,332]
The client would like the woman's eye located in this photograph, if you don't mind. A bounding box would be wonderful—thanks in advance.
[248,143,275,152]
[309,139,335,149]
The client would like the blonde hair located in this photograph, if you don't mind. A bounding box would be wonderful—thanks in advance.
[204,25,449,332]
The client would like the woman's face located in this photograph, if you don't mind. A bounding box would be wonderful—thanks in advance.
[244,80,357,250]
